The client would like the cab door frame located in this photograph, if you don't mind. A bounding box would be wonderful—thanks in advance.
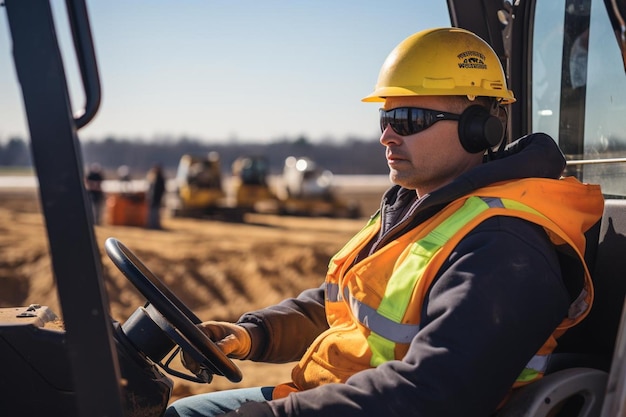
[447,0,534,141]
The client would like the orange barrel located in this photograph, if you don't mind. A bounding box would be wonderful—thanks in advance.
[105,192,148,227]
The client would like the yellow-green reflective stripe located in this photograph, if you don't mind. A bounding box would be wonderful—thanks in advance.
[328,214,379,269]
[500,198,544,217]
[370,196,492,365]
[517,368,541,383]
[516,354,550,383]
[368,332,396,367]
[377,197,490,322]
[327,215,380,302]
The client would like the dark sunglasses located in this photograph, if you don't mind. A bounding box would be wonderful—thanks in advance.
[379,107,461,136]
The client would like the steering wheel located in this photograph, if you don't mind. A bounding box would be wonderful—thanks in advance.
[104,237,242,383]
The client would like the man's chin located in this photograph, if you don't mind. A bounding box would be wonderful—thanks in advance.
[389,172,409,188]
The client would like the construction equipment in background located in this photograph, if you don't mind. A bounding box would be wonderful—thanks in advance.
[230,155,361,218]
[170,152,245,221]
[279,156,361,218]
[231,155,280,213]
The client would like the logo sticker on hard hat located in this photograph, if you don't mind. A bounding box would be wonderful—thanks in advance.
[457,51,487,69]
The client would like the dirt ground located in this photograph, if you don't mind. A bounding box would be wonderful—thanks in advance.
[0,187,385,404]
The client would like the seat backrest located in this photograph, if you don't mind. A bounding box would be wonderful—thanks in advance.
[497,200,626,417]
[555,199,626,369]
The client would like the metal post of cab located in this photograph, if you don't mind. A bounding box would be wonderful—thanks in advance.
[4,0,124,415]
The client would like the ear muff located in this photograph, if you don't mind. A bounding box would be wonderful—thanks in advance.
[458,105,504,153]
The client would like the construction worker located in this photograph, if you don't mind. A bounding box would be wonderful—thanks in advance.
[166,28,604,417]
[84,162,105,225]
[146,163,166,229]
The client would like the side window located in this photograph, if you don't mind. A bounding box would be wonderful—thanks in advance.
[533,0,626,196]
[532,1,565,140]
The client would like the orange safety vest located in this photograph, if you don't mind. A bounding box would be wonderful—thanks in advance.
[273,177,603,399]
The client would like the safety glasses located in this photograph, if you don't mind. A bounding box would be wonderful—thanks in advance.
[379,107,461,136]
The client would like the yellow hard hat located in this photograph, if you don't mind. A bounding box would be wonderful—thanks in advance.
[362,27,516,104]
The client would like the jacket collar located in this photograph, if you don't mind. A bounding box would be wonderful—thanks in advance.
[375,133,566,248]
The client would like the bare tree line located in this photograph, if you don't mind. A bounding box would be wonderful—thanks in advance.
[0,136,388,177]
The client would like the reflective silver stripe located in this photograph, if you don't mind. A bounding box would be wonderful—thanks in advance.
[481,197,505,208]
[326,282,341,302]
[569,288,590,319]
[526,354,550,373]
[346,287,420,343]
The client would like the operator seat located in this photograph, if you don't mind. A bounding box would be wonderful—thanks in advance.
[496,199,626,417]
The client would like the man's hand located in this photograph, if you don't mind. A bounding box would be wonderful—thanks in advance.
[181,321,252,375]
[197,321,252,358]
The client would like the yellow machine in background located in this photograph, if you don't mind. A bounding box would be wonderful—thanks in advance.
[231,155,361,218]
[172,152,245,221]
[231,156,280,213]
[176,152,224,211]
[171,153,361,220]
[279,156,361,218]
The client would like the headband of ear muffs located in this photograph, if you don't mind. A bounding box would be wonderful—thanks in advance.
[458,105,505,153]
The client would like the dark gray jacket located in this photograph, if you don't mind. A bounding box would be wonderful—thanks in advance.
[233,133,580,417]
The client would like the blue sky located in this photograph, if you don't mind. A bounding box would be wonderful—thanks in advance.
[1,1,450,143]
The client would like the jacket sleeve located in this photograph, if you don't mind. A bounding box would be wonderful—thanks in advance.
[261,216,572,417]
[238,285,329,363]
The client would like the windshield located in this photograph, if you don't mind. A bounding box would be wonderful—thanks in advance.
[533,0,626,197]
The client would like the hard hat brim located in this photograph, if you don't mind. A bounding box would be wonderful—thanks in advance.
[362,86,516,104]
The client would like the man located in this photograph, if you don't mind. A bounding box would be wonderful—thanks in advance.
[84,162,105,225]
[166,28,604,417]
[146,163,166,229]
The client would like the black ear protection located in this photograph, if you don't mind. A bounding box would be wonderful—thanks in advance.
[457,105,505,153]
